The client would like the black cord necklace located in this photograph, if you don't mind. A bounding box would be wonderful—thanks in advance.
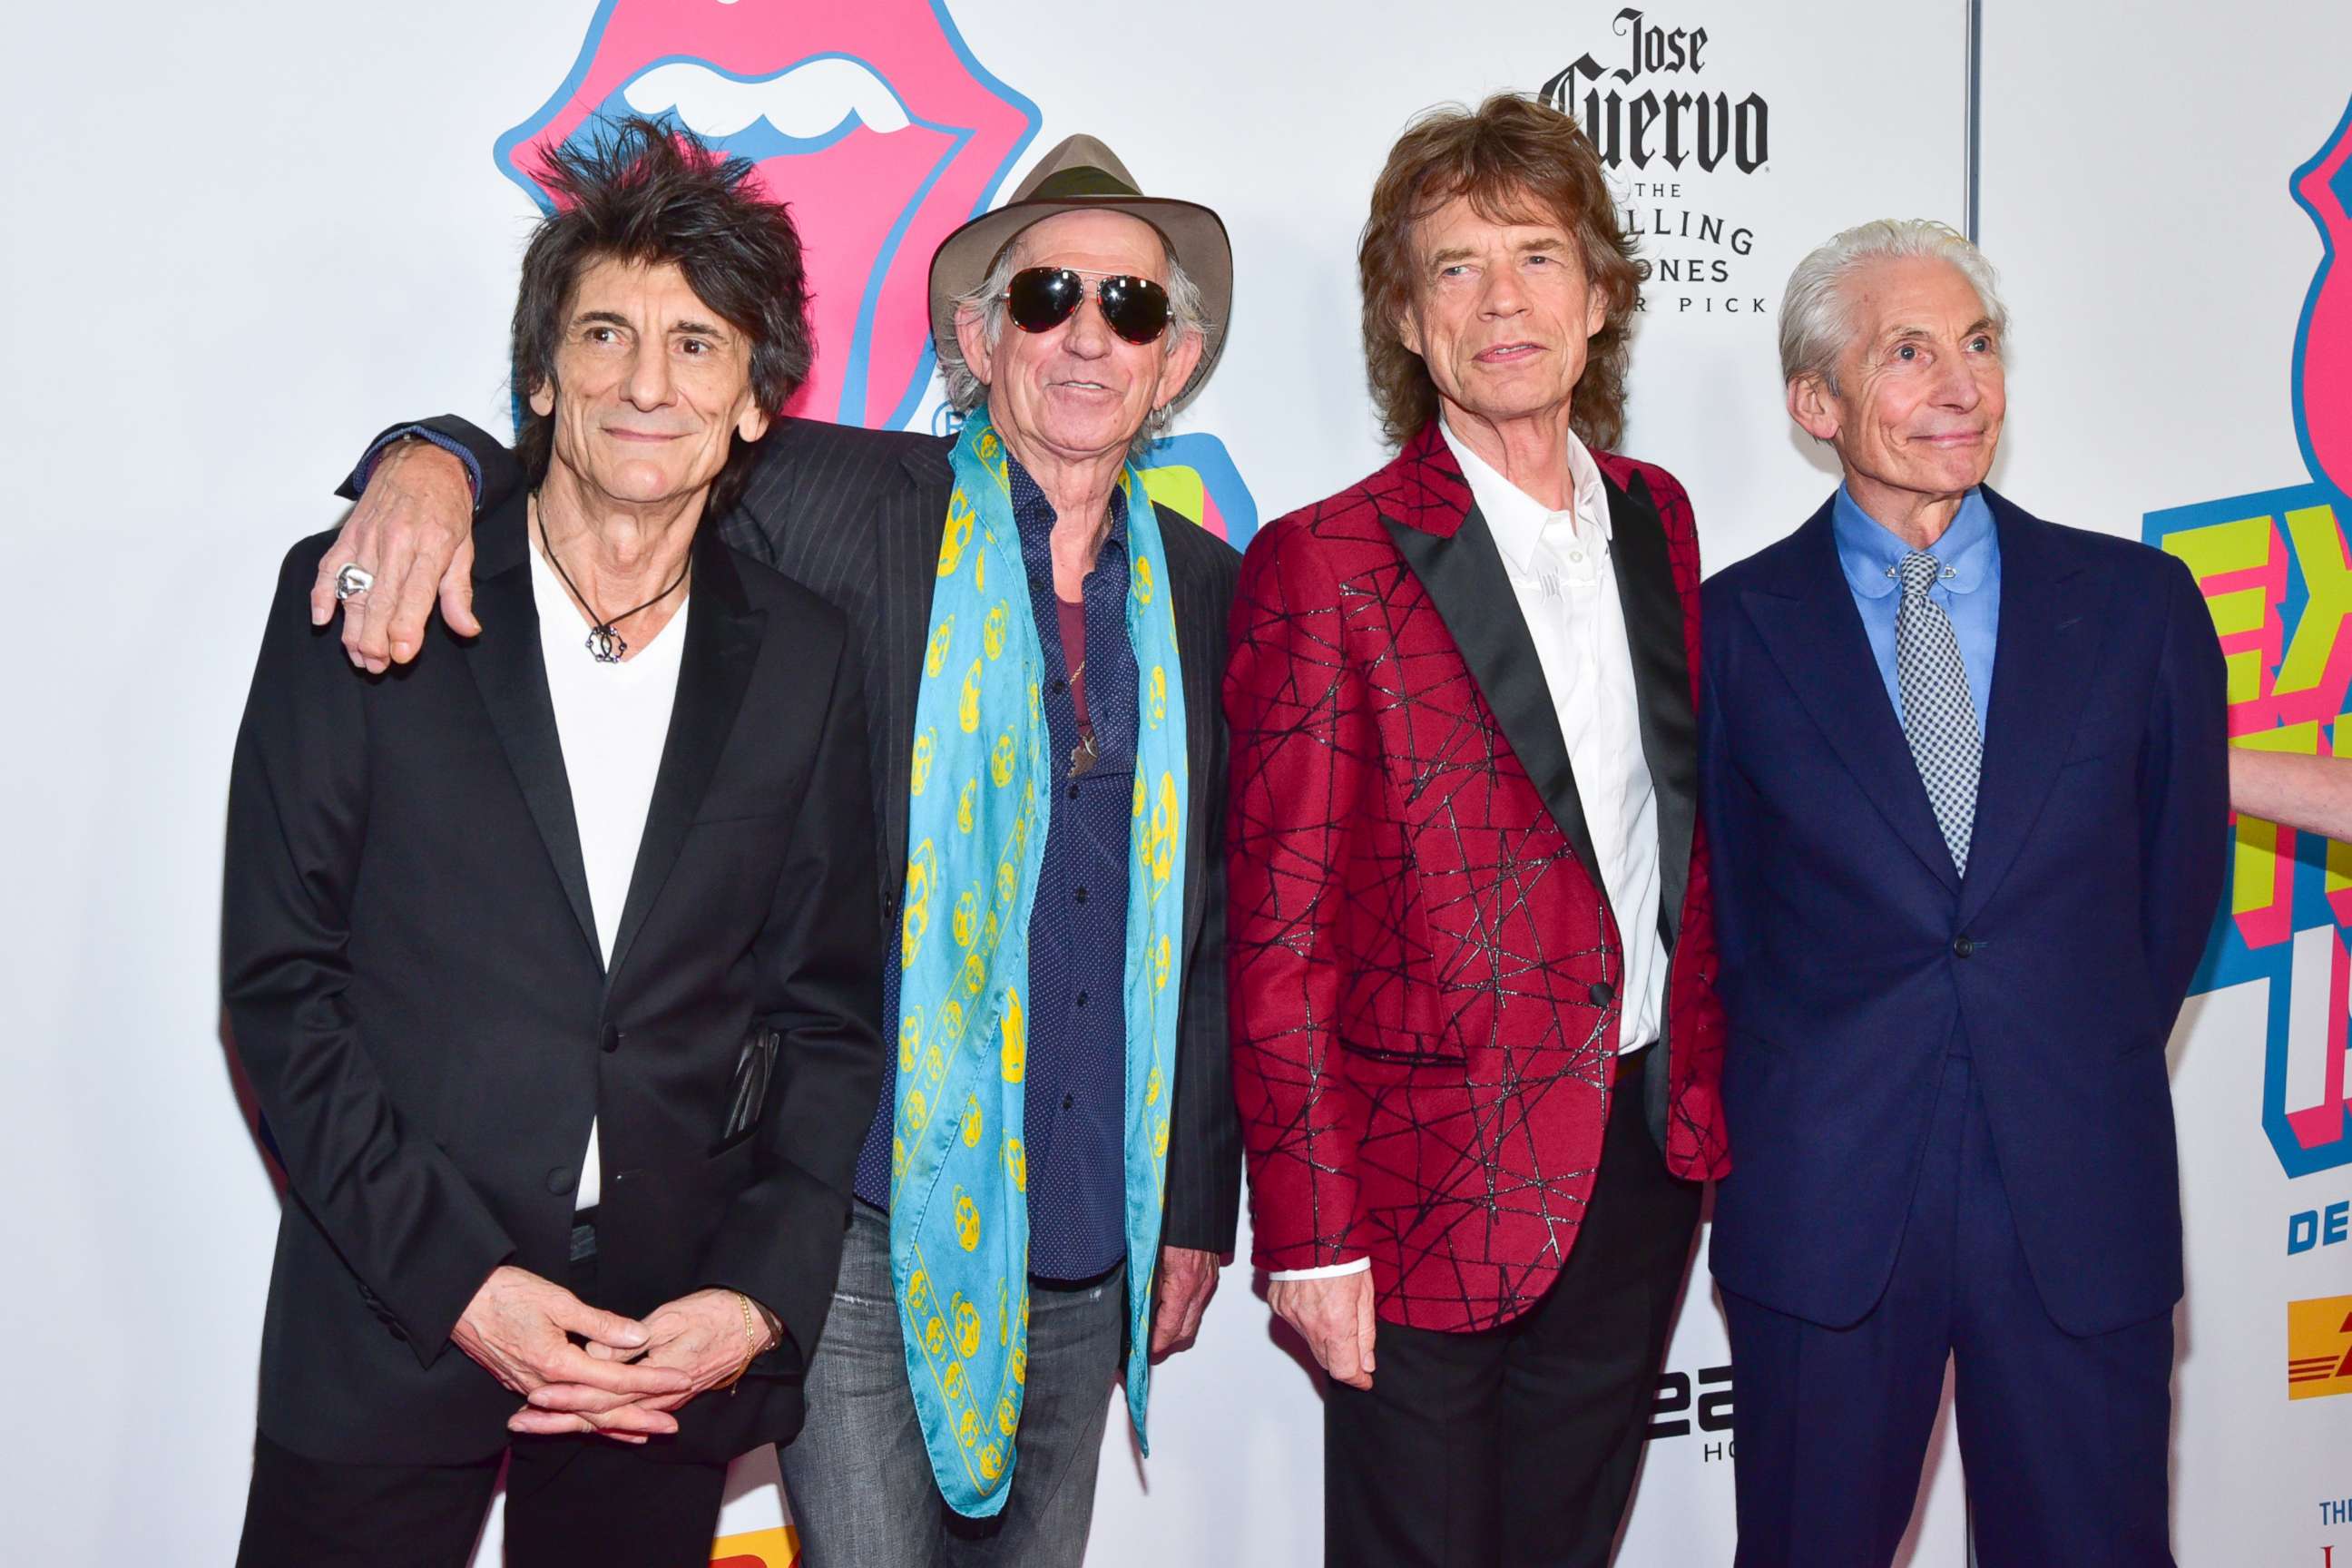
[534,501,691,664]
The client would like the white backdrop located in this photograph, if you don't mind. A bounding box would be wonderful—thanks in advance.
[3,1,2347,1563]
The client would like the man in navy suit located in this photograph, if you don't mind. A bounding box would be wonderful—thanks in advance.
[1700,220,2228,1567]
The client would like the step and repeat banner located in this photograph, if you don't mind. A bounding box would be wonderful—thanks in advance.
[3,1,2347,1563]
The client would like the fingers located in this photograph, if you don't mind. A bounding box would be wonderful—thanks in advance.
[382,542,445,666]
[538,1341,691,1396]
[552,1296,652,1353]
[523,1382,643,1416]
[1318,1318,1370,1390]
[347,522,424,672]
[506,1404,674,1443]
[441,535,481,639]
[1354,1277,1378,1379]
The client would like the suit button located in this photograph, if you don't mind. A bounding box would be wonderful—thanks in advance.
[1952,936,1976,959]
[1075,991,1089,1008]
[601,1024,622,1054]
[1074,887,1089,905]
[546,1165,578,1196]
[1588,981,1615,1005]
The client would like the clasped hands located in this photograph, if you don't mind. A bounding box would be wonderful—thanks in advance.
[452,1265,779,1445]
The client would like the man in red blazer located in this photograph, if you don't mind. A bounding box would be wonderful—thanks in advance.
[1224,93,1730,1566]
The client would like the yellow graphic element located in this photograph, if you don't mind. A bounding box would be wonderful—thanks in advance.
[991,729,1016,788]
[957,776,977,834]
[925,617,956,679]
[897,1009,922,1073]
[953,888,979,949]
[959,659,985,733]
[1147,773,1180,884]
[984,601,1009,661]
[906,1269,931,1317]
[926,1315,947,1356]
[925,1043,944,1082]
[1155,933,1173,992]
[1002,988,1027,1082]
[941,997,965,1042]
[1147,663,1167,729]
[1011,1345,1028,1385]
[1145,1066,1163,1108]
[938,495,975,577]
[996,858,1018,906]
[978,429,1001,462]
[1133,552,1156,605]
[975,544,986,593]
[909,730,936,797]
[954,1190,983,1251]
[903,1089,930,1133]
[961,951,987,997]
[2288,1294,2352,1400]
[997,1392,1020,1435]
[1132,772,1146,818]
[710,1524,799,1568]
[956,1298,983,1357]
[1140,465,1206,524]
[943,1361,967,1402]
[1004,1135,1026,1191]
[961,1094,985,1147]
[959,1407,980,1445]
[977,1443,1004,1482]
[902,840,936,966]
[1154,1116,1171,1159]
[891,1135,906,1181]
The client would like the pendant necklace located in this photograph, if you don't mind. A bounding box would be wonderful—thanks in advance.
[534,501,690,664]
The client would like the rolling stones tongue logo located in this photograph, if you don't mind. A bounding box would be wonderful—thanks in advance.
[496,0,1041,430]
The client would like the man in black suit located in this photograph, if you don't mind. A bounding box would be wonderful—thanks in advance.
[223,122,885,1565]
[311,135,1240,1564]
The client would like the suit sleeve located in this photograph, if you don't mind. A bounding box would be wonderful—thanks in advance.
[221,539,516,1367]
[701,625,887,1377]
[2141,553,2230,1018]
[1698,580,1759,1021]
[1163,605,1242,1257]
[1222,523,1375,1271]
[333,415,526,515]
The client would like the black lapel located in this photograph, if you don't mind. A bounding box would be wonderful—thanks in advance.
[879,444,955,901]
[1604,469,1696,946]
[1956,493,2103,926]
[1156,505,1219,957]
[1382,505,1607,895]
[1741,506,1963,896]
[465,498,600,964]
[605,524,766,983]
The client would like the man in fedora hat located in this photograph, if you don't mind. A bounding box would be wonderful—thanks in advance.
[307,124,1242,1566]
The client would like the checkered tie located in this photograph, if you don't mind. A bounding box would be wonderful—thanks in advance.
[1895,551,1980,874]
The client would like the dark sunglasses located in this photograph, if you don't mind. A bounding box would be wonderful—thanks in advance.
[1003,267,1171,345]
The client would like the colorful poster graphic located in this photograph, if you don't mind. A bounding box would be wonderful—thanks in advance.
[2148,95,2352,1182]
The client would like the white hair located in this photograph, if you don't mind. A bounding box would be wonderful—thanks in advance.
[1778,218,2009,394]
[936,224,1210,458]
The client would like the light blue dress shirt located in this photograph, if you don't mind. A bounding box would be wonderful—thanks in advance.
[1832,485,2002,732]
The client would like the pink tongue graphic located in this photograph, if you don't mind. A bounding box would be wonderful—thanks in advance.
[2296,100,2352,500]
[500,0,1037,430]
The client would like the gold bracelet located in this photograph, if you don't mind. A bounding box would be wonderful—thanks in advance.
[720,1291,760,1395]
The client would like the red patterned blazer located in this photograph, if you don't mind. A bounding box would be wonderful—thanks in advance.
[1223,423,1730,1334]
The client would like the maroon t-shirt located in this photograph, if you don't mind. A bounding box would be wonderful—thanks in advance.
[1056,595,1093,736]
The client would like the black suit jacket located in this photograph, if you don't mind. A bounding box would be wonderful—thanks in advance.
[223,493,885,1465]
[360,416,1245,1259]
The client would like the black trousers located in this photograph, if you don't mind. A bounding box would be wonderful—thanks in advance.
[1324,1053,1704,1568]
[236,1225,730,1568]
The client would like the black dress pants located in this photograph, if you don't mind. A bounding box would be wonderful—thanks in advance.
[1324,1052,1703,1568]
[236,1428,730,1568]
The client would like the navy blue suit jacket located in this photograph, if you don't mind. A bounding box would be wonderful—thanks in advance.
[1700,487,2228,1337]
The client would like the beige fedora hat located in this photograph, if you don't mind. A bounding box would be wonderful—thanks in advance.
[928,134,1232,403]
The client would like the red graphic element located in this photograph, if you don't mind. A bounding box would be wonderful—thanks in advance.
[1223,426,1729,1333]
[2296,103,2352,501]
[501,0,1035,429]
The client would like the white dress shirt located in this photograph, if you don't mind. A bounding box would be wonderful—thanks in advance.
[529,543,691,1212]
[1265,419,1666,1288]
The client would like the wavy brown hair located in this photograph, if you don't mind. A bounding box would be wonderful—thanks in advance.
[1359,93,1641,452]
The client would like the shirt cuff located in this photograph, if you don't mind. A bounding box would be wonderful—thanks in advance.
[349,426,483,505]
[1269,1257,1373,1282]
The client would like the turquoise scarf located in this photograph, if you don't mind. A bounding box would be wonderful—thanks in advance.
[889,407,1189,1517]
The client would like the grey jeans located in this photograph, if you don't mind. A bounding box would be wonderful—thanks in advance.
[779,1202,1126,1568]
